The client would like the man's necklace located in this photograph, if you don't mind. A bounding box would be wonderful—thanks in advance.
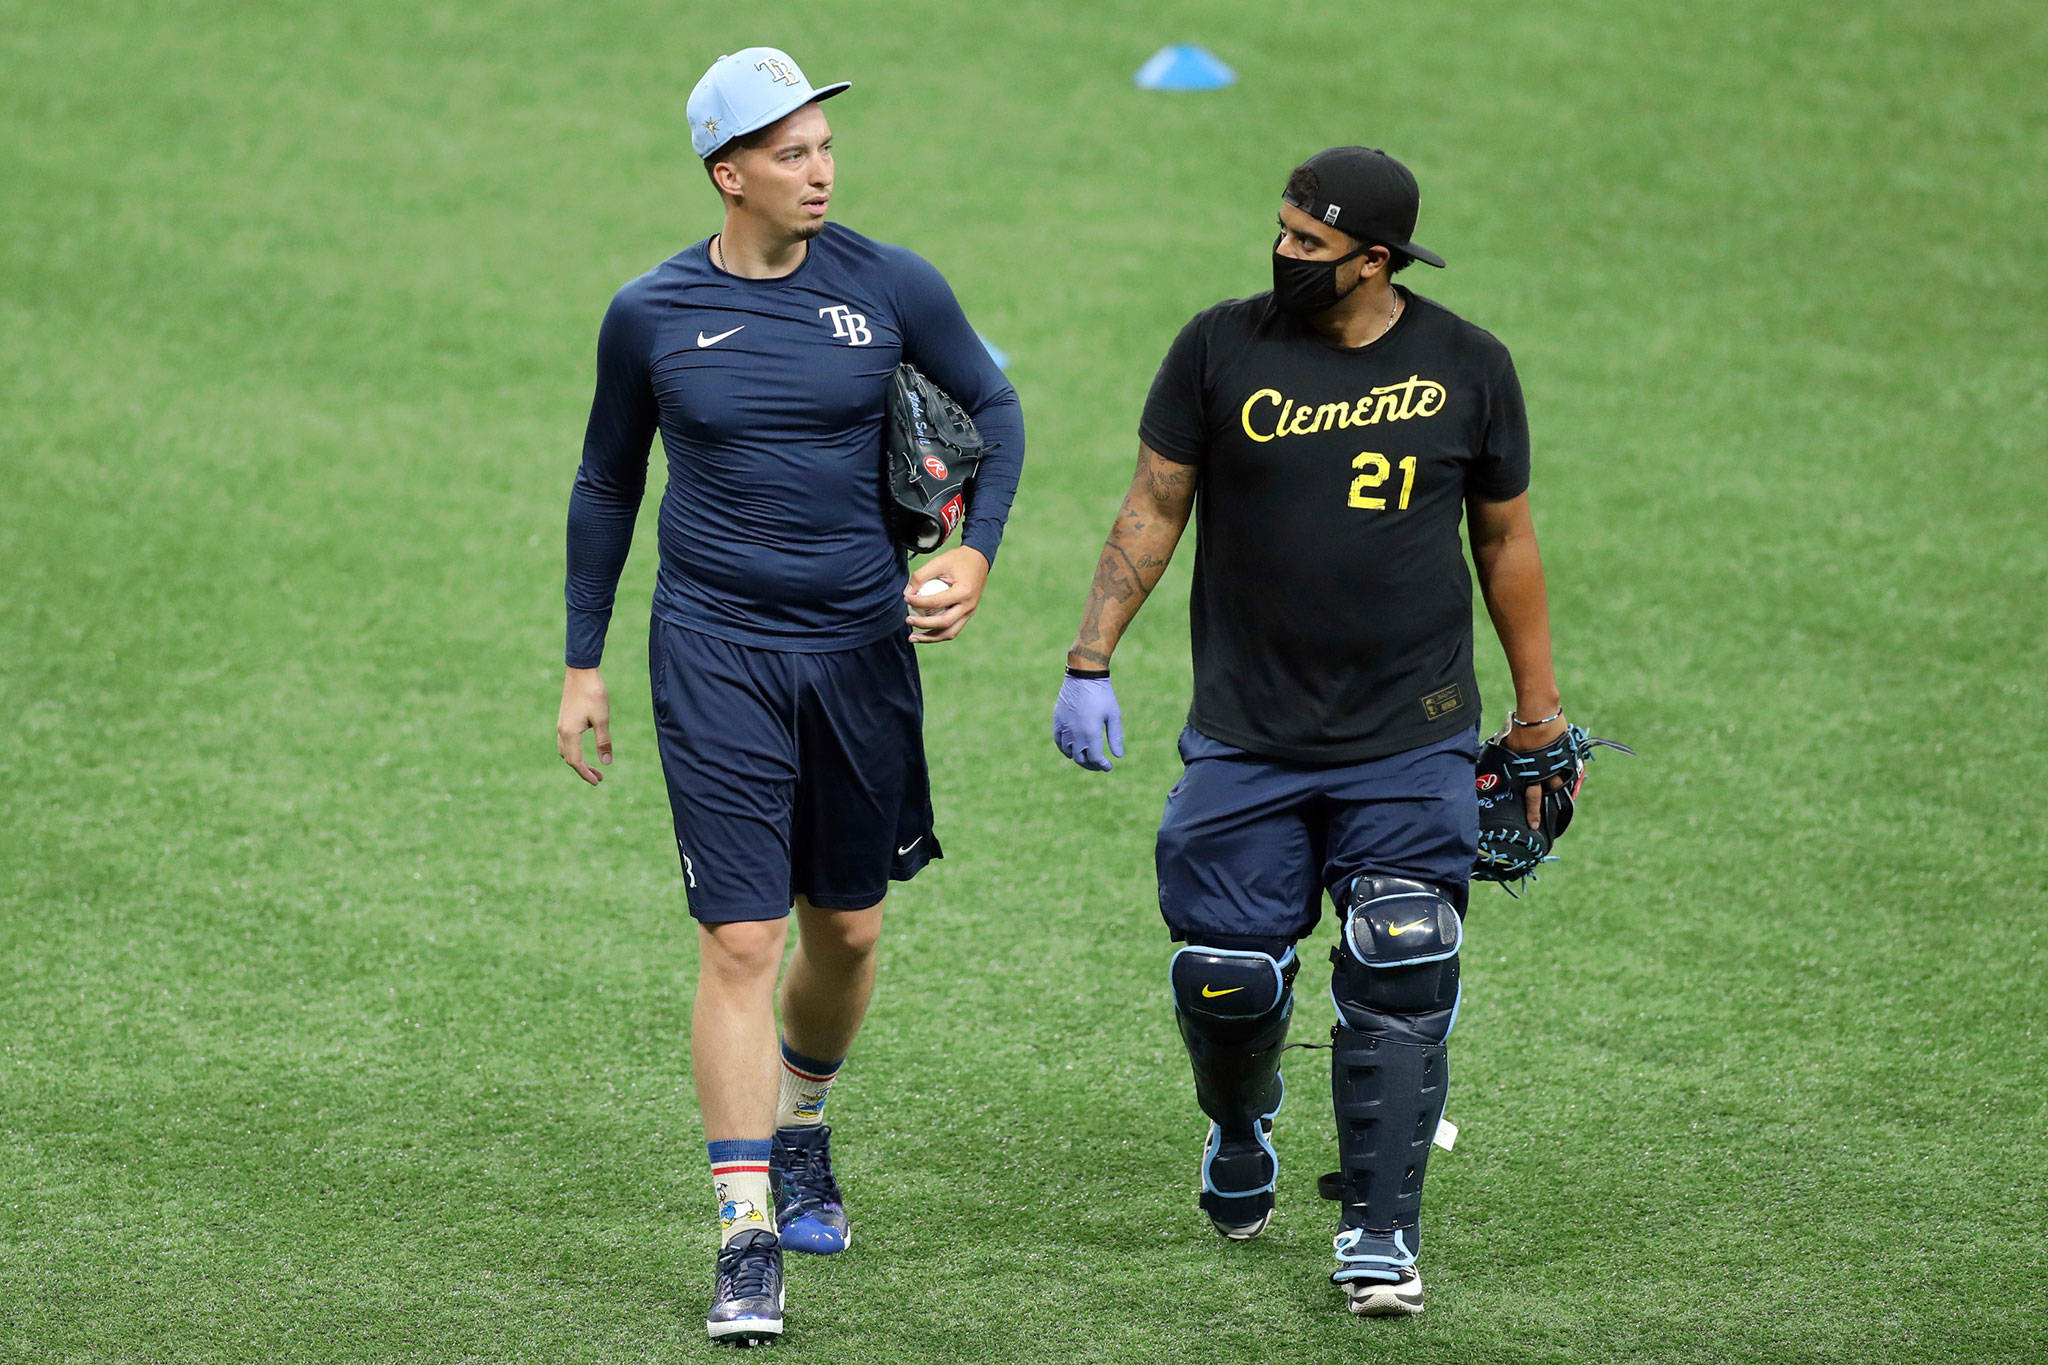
[1372,291,1403,344]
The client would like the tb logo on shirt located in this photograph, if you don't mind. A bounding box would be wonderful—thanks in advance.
[818,305,872,346]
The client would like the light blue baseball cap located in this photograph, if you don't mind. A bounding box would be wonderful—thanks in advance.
[687,47,850,160]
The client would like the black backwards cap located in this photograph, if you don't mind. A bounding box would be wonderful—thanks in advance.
[1282,146,1445,268]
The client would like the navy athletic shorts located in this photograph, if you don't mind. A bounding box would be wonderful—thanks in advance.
[648,619,941,923]
[1156,723,1479,946]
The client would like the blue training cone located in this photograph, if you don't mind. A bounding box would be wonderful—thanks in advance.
[976,332,1010,370]
[1134,44,1236,92]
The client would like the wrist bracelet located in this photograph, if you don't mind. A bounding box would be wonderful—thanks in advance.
[1510,708,1564,727]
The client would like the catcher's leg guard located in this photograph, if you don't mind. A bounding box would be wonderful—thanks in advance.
[1171,941,1298,1227]
[1328,876,1461,1283]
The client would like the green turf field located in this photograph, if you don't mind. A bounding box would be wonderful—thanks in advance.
[5,1,2045,1360]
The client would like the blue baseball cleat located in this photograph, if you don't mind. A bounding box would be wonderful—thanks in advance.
[771,1124,850,1254]
[706,1229,784,1346]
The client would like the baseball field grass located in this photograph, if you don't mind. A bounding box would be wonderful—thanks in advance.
[4,1,2045,1361]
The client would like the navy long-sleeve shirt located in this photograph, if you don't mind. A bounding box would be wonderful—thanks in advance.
[564,223,1026,667]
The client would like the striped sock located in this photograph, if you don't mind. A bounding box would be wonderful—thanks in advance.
[708,1139,774,1248]
[775,1041,844,1129]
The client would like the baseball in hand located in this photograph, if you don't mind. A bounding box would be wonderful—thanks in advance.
[914,577,949,598]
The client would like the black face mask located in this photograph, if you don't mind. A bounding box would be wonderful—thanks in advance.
[1271,234,1366,317]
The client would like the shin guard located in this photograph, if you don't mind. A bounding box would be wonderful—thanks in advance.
[1328,876,1461,1282]
[1172,943,1298,1218]
[1170,943,1298,1136]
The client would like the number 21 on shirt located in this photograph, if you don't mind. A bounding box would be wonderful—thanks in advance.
[1350,451,1417,510]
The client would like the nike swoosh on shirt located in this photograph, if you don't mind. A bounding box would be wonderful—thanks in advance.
[697,325,744,347]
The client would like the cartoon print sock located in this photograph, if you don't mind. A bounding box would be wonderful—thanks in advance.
[774,1041,843,1129]
[708,1139,774,1248]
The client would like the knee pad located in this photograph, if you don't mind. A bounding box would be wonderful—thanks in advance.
[1171,941,1296,1024]
[1170,942,1298,1134]
[1327,877,1460,1271]
[1329,875,1461,1045]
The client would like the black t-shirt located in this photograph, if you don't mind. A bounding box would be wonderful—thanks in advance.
[1139,287,1530,763]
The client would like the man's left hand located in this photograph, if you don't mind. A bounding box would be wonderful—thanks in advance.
[905,545,990,644]
[1499,713,1570,829]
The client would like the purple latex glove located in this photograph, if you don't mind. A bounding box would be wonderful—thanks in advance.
[1053,671,1124,772]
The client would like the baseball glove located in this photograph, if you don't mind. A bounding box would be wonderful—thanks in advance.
[885,363,985,553]
[1473,721,1634,891]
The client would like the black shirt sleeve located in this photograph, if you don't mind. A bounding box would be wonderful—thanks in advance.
[1467,350,1531,501]
[563,288,658,668]
[1137,312,1210,465]
[891,250,1026,566]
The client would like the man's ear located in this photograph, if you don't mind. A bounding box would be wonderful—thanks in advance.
[1357,244,1392,281]
[713,158,744,201]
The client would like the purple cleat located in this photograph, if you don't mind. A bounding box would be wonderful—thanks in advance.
[771,1124,850,1254]
[706,1229,783,1345]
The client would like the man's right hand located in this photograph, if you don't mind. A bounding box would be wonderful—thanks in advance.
[557,667,612,785]
[1053,669,1124,772]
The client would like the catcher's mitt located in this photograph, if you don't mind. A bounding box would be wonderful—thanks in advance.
[1473,721,1634,891]
[886,363,985,553]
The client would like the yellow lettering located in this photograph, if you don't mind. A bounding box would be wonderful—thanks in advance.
[1240,388,1283,443]
[1391,376,1428,421]
[1244,378,1445,445]
[1349,451,1391,509]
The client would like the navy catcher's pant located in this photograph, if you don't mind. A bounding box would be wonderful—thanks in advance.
[1155,724,1478,944]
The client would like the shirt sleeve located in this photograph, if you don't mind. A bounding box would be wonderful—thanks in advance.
[563,287,659,668]
[1467,350,1531,501]
[1137,313,1209,465]
[889,250,1026,566]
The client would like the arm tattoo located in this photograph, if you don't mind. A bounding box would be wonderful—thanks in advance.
[1145,459,1198,506]
[1069,452,1198,664]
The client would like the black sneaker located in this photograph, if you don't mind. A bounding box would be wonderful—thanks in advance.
[707,1229,784,1346]
[771,1124,850,1254]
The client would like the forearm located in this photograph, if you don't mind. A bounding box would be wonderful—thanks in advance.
[1474,532,1561,716]
[564,467,644,669]
[960,389,1024,566]
[1067,481,1192,670]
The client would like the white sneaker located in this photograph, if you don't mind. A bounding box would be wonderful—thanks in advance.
[1211,1206,1273,1241]
[1343,1267,1425,1317]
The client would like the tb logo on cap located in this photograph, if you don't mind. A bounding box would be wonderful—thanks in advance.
[755,56,802,86]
